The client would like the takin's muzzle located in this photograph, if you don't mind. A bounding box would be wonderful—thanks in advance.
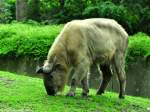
[44,84,57,96]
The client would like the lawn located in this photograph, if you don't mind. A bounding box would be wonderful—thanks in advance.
[0,71,150,112]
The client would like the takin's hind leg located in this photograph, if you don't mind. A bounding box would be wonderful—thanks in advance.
[97,64,112,95]
[113,53,126,99]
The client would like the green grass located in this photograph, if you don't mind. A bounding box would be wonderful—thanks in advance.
[0,71,150,112]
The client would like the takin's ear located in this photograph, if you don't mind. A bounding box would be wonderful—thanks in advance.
[36,66,43,74]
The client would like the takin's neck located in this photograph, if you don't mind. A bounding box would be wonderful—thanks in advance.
[47,40,70,69]
[47,42,70,89]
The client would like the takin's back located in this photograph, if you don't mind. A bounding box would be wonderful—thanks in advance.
[65,18,128,44]
[60,18,128,62]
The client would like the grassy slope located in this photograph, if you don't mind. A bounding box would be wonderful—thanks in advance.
[0,71,150,112]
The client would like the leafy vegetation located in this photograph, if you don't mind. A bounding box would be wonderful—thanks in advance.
[0,23,150,62]
[0,23,63,59]
[127,32,150,62]
[0,0,15,23]
[83,1,138,34]
[1,0,150,35]
[0,71,150,112]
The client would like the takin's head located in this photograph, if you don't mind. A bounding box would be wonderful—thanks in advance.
[36,57,68,96]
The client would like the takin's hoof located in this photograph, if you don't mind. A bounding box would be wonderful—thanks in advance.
[96,90,104,95]
[66,92,75,97]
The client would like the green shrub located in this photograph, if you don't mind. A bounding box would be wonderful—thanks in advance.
[0,23,63,59]
[82,1,140,35]
[1,0,150,35]
[98,1,139,34]
[127,32,150,62]
[82,6,99,18]
[51,0,86,23]
[138,9,150,35]
[0,1,12,23]
[0,23,150,63]
[0,0,15,23]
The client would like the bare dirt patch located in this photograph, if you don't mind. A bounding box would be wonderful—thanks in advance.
[0,76,15,86]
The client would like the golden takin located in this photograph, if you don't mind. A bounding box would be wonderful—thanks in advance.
[36,18,128,99]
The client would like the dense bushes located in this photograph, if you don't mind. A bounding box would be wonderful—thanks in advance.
[127,32,150,62]
[36,0,150,35]
[0,23,63,59]
[47,1,140,34]
[82,2,139,34]
[0,0,15,23]
[1,0,150,35]
[0,23,150,62]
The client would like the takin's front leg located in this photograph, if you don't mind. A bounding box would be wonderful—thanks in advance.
[66,78,76,97]
[81,74,89,97]
[66,59,90,97]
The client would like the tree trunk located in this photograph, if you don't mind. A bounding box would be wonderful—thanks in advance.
[16,0,28,21]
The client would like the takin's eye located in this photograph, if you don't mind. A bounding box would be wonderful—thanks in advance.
[48,74,53,79]
[52,63,64,72]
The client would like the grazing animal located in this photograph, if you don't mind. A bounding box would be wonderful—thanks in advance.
[36,18,128,98]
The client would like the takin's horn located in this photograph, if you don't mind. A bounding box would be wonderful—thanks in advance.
[36,66,43,73]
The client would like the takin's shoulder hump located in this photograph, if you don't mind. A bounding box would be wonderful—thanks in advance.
[85,18,128,37]
[63,18,128,39]
[64,20,85,30]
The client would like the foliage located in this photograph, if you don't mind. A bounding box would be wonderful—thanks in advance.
[138,8,150,34]
[0,0,15,23]
[0,71,150,112]
[1,0,150,35]
[127,32,150,62]
[120,0,150,34]
[82,1,139,34]
[27,0,40,21]
[82,6,99,18]
[49,1,141,35]
[0,23,150,62]
[0,23,63,59]
[99,2,139,34]
[48,0,87,24]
